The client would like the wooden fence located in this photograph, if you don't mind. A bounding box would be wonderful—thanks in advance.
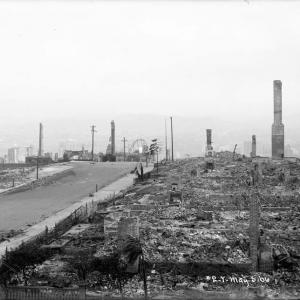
[0,286,85,300]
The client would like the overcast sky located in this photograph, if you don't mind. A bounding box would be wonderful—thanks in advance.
[0,1,299,154]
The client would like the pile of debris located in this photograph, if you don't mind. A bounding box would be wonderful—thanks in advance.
[5,156,300,299]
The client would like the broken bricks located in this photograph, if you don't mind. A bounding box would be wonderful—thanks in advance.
[195,210,213,221]
[118,217,140,239]
[11,155,300,297]
[167,177,183,205]
[168,189,183,205]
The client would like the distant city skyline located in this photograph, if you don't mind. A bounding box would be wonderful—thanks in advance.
[0,113,299,160]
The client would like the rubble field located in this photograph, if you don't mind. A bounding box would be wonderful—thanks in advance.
[1,155,300,299]
[0,166,35,192]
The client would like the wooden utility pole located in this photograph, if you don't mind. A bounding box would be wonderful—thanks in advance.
[170,116,174,161]
[36,156,39,179]
[165,118,168,161]
[38,123,43,157]
[122,137,127,161]
[91,125,96,161]
[249,190,260,271]
[156,149,159,174]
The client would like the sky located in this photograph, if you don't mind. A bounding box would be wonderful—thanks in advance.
[0,0,299,155]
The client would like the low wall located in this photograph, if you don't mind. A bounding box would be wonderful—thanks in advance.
[0,163,49,170]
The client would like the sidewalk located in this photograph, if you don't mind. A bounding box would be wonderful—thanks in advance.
[0,165,153,261]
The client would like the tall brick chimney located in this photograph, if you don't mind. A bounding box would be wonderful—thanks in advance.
[272,80,284,159]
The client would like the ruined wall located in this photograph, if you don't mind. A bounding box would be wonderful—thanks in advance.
[272,132,284,159]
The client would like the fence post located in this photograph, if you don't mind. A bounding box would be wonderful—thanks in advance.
[249,190,260,271]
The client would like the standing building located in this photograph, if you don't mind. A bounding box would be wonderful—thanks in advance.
[44,152,53,160]
[272,80,284,159]
[8,147,19,163]
[25,145,34,157]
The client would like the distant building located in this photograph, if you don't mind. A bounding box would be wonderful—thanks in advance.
[18,148,27,163]
[25,156,52,165]
[7,147,19,163]
[257,143,270,157]
[25,145,34,157]
[6,146,35,164]
[63,150,91,161]
[54,153,59,162]
[44,152,53,160]
[285,144,294,157]
[243,141,252,157]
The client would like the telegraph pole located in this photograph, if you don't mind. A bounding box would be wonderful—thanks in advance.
[36,156,39,179]
[38,123,43,157]
[156,148,159,174]
[91,125,96,161]
[122,137,127,161]
[36,122,43,179]
[170,116,174,161]
[165,118,168,161]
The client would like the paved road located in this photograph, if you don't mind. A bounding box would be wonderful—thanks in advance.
[0,162,136,233]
